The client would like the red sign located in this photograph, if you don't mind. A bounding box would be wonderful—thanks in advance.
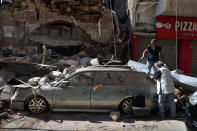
[157,16,197,40]
[94,84,103,91]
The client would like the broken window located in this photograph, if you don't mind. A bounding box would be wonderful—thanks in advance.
[68,72,94,86]
[94,72,119,85]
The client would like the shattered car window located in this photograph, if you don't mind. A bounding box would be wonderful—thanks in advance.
[94,72,119,85]
[68,72,94,86]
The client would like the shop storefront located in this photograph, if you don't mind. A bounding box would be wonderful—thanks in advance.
[132,16,197,75]
[157,16,197,75]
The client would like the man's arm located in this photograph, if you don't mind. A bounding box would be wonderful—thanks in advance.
[159,52,164,63]
[141,49,148,60]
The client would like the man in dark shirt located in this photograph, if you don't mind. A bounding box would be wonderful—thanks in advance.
[141,39,164,74]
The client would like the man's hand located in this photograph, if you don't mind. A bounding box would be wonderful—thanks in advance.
[141,49,148,60]
[141,56,144,60]
[149,75,154,79]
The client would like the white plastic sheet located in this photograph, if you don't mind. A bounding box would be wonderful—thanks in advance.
[127,60,197,92]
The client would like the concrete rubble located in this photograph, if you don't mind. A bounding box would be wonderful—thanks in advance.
[0,0,128,121]
[0,1,195,125]
[109,111,120,122]
[0,85,16,101]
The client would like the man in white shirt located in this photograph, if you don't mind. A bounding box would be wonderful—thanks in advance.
[153,62,176,118]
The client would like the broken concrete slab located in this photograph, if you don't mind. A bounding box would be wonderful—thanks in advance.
[0,59,57,76]
[171,71,197,92]
[79,57,91,65]
[127,60,150,74]
[0,69,16,83]
[0,85,16,102]
[0,101,2,109]
[127,60,197,92]
[32,54,43,62]
[58,60,66,66]
[27,77,41,86]
[0,111,8,119]
[69,54,80,61]
[109,111,120,122]
[64,60,78,67]
[90,58,100,66]
[49,71,62,79]
[0,77,7,87]
[78,51,87,57]
[62,68,68,75]
[39,76,50,85]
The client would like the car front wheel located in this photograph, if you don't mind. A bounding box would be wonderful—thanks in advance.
[26,96,47,113]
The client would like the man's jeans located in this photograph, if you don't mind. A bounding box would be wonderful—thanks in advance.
[146,60,157,74]
[158,93,176,118]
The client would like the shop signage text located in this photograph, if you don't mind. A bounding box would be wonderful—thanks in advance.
[157,16,197,40]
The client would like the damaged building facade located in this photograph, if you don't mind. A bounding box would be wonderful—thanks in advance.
[0,0,117,57]
[1,0,197,75]
[128,0,197,75]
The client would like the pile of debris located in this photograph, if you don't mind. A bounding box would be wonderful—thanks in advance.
[0,49,95,121]
[0,48,93,81]
[0,42,117,101]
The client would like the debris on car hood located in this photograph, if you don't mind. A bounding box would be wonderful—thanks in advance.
[27,77,41,86]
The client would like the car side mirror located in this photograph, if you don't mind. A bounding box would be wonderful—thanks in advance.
[59,81,70,88]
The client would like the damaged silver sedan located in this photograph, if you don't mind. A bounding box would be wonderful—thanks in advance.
[10,66,157,114]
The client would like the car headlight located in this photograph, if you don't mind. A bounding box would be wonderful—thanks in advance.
[189,92,197,106]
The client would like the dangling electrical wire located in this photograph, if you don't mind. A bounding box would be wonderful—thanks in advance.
[109,0,117,59]
[176,0,178,69]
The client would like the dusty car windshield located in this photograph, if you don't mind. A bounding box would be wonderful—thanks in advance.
[68,72,94,86]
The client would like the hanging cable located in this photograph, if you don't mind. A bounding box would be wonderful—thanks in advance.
[109,0,117,58]
[176,0,178,69]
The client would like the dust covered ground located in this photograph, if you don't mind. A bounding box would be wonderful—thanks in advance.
[0,112,187,131]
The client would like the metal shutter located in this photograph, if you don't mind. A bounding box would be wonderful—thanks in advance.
[137,36,176,71]
[192,40,197,75]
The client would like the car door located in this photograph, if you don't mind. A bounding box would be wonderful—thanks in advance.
[53,71,94,110]
[91,71,126,110]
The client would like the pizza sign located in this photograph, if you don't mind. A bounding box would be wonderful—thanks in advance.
[157,16,197,40]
